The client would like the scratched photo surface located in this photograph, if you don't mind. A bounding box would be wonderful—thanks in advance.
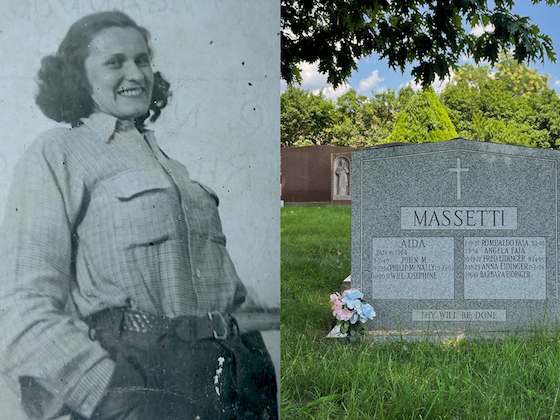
[0,2,280,419]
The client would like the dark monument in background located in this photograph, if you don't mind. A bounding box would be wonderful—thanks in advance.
[281,145,354,203]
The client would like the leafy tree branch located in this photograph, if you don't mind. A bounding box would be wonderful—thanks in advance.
[282,0,558,88]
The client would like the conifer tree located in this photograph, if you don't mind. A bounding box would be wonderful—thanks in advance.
[385,88,458,144]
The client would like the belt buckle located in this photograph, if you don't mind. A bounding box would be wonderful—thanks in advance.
[208,311,228,340]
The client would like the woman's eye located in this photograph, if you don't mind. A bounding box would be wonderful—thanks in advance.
[105,59,122,68]
[136,56,151,67]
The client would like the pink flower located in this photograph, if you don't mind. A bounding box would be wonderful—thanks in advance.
[331,299,342,310]
[330,292,343,310]
[330,293,341,302]
[333,308,352,321]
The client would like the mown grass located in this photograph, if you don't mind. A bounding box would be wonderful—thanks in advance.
[281,205,560,419]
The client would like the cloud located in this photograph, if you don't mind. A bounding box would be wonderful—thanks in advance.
[402,80,422,92]
[470,23,495,37]
[297,61,350,100]
[299,62,329,87]
[312,84,351,101]
[460,53,474,63]
[432,72,455,93]
[280,61,350,100]
[358,70,386,93]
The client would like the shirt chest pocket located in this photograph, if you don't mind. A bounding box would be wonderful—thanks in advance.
[188,181,227,245]
[108,170,177,249]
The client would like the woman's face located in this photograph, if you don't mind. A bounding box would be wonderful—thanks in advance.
[84,26,154,121]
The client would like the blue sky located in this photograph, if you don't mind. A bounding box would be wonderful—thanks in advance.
[283,1,560,100]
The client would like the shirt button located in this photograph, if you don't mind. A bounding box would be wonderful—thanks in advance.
[196,269,201,278]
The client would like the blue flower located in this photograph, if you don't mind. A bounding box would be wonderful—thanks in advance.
[349,312,360,325]
[358,304,376,323]
[342,289,363,309]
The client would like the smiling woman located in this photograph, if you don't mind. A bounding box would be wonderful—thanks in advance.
[0,10,277,420]
[35,12,169,129]
[84,27,154,121]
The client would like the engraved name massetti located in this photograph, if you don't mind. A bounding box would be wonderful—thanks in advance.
[401,207,518,230]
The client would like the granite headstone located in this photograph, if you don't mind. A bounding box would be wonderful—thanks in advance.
[352,138,560,330]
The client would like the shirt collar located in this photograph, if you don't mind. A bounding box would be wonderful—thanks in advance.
[80,112,119,143]
[80,112,153,143]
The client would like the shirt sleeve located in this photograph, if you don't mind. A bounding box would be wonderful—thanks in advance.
[0,133,115,419]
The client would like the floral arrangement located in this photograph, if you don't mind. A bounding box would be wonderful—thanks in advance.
[330,288,375,341]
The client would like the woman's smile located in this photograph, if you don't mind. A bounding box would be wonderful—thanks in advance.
[119,87,145,97]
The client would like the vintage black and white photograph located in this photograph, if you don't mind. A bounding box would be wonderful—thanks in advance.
[0,2,280,419]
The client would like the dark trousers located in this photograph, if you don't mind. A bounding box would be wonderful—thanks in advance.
[72,315,277,420]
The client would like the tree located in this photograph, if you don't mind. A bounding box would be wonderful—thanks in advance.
[281,0,557,88]
[325,90,380,147]
[324,87,415,146]
[370,87,415,125]
[385,88,458,143]
[281,86,415,147]
[447,63,494,89]
[280,85,335,147]
[494,55,550,96]
[441,59,560,148]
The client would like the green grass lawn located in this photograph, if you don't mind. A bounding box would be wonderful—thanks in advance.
[281,206,560,419]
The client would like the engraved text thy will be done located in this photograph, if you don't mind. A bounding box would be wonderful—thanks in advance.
[416,310,504,321]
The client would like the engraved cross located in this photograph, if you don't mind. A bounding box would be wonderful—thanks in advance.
[449,157,469,200]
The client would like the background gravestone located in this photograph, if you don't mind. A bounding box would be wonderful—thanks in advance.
[352,138,560,331]
[331,152,352,203]
[0,2,279,418]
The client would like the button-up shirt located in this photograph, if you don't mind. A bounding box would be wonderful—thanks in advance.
[0,113,246,419]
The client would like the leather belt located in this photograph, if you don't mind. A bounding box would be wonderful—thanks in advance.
[88,308,233,342]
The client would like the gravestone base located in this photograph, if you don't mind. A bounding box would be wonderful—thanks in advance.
[326,324,348,338]
[369,301,558,332]
[365,328,551,343]
[340,274,352,292]
[327,325,550,342]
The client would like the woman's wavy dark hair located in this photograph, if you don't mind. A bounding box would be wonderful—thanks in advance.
[35,11,171,128]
